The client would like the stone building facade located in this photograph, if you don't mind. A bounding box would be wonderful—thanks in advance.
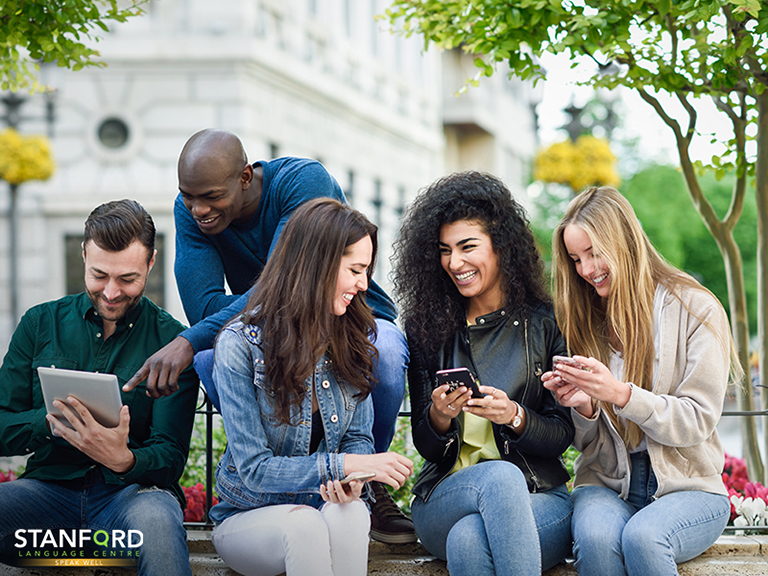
[0,0,541,355]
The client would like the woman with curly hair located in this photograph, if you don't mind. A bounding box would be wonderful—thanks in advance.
[543,186,738,576]
[392,171,574,576]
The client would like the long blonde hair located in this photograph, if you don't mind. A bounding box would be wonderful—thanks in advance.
[553,186,738,448]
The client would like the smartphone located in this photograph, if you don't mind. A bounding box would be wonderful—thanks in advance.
[339,471,376,485]
[435,367,485,398]
[552,355,591,372]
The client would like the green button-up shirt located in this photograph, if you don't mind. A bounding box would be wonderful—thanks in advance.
[0,293,199,505]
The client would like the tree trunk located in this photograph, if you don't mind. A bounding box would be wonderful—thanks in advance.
[756,93,768,485]
[676,139,764,481]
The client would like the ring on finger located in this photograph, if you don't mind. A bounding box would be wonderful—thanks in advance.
[447,404,454,410]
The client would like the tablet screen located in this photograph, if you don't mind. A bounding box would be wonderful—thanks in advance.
[37,366,123,429]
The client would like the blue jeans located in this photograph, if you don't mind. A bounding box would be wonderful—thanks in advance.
[571,452,729,576]
[0,473,191,576]
[371,318,408,453]
[411,461,573,576]
[194,318,407,454]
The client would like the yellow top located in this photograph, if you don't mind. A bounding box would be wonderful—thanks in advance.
[451,409,501,474]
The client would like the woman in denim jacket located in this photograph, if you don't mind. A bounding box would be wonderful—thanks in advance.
[209,198,413,576]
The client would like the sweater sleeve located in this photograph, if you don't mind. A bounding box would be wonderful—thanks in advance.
[174,194,239,325]
[263,159,346,258]
[615,291,730,448]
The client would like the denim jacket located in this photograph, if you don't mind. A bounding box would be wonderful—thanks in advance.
[211,321,374,515]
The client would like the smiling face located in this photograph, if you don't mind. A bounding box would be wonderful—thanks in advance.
[333,235,373,316]
[439,220,504,314]
[563,223,611,298]
[178,155,254,235]
[83,239,155,329]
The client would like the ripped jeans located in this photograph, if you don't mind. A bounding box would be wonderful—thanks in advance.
[0,470,190,576]
[212,500,370,576]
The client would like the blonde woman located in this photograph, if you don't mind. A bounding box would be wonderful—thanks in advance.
[542,186,738,576]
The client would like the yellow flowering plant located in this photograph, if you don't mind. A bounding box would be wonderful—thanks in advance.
[0,128,55,185]
[534,136,620,193]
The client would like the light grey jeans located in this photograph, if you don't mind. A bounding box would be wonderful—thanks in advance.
[212,500,370,576]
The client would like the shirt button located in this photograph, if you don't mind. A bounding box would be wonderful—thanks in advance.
[479,318,485,324]
[96,333,102,338]
[501,310,506,316]
[330,414,338,423]
[321,380,330,389]
[514,320,519,326]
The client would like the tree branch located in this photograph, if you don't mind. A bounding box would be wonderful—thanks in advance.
[636,87,683,142]
[676,92,697,144]
[713,93,747,228]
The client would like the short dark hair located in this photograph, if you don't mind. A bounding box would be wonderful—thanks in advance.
[83,199,155,263]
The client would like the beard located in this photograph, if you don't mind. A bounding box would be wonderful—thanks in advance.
[85,287,144,323]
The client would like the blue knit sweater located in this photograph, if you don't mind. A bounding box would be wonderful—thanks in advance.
[175,157,397,352]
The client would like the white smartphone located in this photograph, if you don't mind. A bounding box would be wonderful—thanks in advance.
[552,355,591,372]
[339,472,375,485]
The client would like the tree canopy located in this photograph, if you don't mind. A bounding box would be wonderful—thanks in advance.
[386,0,768,480]
[0,0,145,92]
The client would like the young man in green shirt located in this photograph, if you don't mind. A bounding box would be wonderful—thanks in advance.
[0,200,198,575]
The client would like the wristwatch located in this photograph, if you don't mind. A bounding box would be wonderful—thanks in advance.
[509,402,523,429]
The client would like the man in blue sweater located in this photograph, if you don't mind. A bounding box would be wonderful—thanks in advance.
[126,129,414,543]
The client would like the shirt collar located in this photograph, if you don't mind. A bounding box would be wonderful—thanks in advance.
[78,292,145,328]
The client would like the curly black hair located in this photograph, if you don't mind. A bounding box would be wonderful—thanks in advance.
[392,171,550,355]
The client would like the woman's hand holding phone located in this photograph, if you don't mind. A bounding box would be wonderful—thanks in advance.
[542,369,593,417]
[544,355,629,417]
[429,383,472,433]
[464,385,522,427]
[320,477,364,503]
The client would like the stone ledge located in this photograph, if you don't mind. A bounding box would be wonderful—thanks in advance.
[2,533,766,575]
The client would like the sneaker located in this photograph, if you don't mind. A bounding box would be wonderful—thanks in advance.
[369,481,418,544]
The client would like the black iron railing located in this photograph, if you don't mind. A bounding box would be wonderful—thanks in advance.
[185,390,768,533]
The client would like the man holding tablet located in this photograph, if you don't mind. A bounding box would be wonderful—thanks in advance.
[0,200,198,575]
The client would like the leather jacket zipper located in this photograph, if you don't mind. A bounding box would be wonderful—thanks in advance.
[504,438,541,492]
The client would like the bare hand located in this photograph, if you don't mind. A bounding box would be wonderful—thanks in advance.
[343,452,414,490]
[429,384,472,433]
[554,355,630,409]
[542,370,593,417]
[123,336,194,398]
[464,385,520,426]
[47,397,135,474]
[320,478,363,503]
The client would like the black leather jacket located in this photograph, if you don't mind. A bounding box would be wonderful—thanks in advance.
[408,302,574,502]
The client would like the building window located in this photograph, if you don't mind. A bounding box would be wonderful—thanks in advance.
[372,178,382,227]
[97,118,130,149]
[66,234,166,309]
[346,169,355,204]
[396,185,406,219]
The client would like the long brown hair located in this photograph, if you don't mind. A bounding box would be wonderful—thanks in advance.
[242,198,378,425]
[553,186,737,448]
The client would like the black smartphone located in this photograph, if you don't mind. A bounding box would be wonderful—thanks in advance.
[435,367,485,398]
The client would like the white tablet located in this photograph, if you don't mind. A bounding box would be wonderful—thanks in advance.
[37,366,123,429]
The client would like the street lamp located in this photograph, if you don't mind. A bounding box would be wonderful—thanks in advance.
[0,69,57,326]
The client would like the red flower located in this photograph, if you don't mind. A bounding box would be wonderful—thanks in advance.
[182,483,219,523]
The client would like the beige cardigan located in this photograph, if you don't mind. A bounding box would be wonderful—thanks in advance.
[571,283,730,499]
